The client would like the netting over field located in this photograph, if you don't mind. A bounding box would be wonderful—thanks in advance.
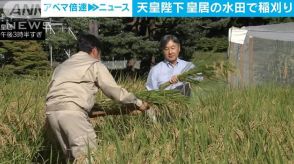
[228,23,294,87]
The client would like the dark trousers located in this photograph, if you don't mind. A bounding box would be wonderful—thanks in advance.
[174,82,192,97]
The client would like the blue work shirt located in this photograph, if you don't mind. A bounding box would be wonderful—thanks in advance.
[146,58,195,90]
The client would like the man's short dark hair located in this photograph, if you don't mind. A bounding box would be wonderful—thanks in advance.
[78,33,102,53]
[160,34,181,50]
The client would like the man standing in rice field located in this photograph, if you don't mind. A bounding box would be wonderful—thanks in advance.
[45,33,150,162]
[146,34,197,96]
[144,34,200,123]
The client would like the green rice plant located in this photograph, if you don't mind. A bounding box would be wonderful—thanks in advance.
[1,54,294,163]
[0,75,54,163]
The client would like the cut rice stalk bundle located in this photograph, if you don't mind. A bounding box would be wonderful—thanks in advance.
[135,89,190,107]
[159,64,216,90]
[91,89,190,117]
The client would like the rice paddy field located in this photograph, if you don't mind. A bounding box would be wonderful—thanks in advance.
[0,55,294,163]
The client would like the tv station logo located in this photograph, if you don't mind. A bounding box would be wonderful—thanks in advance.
[0,1,45,40]
[3,0,41,19]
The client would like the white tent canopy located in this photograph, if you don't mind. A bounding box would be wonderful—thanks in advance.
[229,22,294,44]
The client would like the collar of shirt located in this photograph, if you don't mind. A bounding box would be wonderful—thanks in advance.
[163,58,180,68]
[76,51,90,56]
[73,51,99,61]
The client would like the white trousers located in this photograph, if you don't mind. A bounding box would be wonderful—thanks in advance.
[46,104,97,161]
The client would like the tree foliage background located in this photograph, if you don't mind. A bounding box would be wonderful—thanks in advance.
[1,17,294,76]
[0,41,49,76]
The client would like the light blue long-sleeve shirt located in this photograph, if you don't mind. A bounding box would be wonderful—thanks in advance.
[145,58,195,90]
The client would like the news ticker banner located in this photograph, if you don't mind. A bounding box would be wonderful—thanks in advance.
[41,0,293,17]
[0,0,293,18]
[0,0,293,40]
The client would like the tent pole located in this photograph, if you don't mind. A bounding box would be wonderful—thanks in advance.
[249,36,254,85]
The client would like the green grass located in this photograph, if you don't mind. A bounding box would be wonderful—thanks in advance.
[0,73,294,163]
